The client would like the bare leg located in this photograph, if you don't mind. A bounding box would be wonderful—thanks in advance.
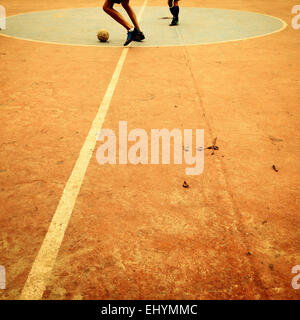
[103,0,133,30]
[121,0,141,31]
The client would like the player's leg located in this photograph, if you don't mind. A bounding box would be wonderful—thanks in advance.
[168,0,180,26]
[121,0,141,31]
[121,0,145,45]
[103,0,133,30]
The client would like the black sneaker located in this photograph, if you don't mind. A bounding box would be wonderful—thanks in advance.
[124,29,135,46]
[170,17,179,26]
[134,29,145,42]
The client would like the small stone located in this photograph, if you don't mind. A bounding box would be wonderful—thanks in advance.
[183,181,189,188]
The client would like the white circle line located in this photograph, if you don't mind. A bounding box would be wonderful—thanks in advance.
[0,7,288,48]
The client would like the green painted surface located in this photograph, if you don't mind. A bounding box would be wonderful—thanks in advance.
[0,7,285,47]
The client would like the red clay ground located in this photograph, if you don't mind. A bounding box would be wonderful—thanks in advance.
[0,0,300,300]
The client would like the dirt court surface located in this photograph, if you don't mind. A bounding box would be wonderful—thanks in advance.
[0,0,299,300]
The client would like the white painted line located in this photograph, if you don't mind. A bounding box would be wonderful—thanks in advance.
[0,8,287,48]
[20,0,148,300]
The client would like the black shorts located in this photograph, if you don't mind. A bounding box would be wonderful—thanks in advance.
[110,0,122,4]
[169,0,180,5]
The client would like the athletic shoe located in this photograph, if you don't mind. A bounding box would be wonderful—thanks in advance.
[170,17,179,26]
[124,29,135,46]
[134,29,145,42]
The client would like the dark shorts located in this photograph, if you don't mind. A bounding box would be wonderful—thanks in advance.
[110,0,122,4]
[168,0,180,6]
